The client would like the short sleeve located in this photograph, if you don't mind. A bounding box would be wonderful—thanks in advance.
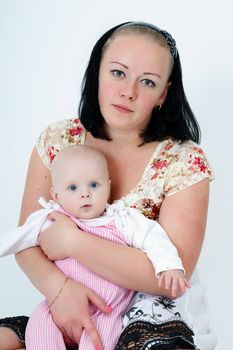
[164,141,214,196]
[35,118,86,169]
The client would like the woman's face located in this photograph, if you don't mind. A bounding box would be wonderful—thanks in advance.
[98,33,172,136]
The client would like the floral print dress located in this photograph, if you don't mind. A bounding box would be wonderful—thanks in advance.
[37,117,212,213]
[35,117,216,349]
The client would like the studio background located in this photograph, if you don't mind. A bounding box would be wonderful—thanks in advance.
[0,1,232,349]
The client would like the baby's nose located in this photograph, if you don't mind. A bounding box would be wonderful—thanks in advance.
[81,192,90,198]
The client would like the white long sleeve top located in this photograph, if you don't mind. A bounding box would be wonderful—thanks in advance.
[0,198,184,276]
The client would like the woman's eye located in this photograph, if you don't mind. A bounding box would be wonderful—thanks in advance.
[67,184,78,191]
[111,69,125,78]
[90,182,98,189]
[141,79,155,87]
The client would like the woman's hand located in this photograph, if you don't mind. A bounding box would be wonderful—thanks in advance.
[38,211,80,261]
[49,278,112,349]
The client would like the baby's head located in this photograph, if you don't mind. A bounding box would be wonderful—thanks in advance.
[50,145,111,219]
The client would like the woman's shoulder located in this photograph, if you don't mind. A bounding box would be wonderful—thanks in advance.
[149,139,212,174]
[157,138,214,196]
[159,138,207,157]
[123,138,213,219]
[160,139,213,174]
[36,117,86,168]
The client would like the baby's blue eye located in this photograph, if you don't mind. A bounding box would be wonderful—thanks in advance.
[67,184,78,191]
[90,182,98,189]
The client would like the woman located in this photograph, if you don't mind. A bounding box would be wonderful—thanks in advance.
[0,22,216,350]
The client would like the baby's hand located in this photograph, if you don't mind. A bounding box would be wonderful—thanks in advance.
[158,269,190,298]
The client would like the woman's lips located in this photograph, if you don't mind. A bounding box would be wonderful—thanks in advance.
[112,104,133,113]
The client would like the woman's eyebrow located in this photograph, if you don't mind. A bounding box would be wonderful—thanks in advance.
[143,72,161,79]
[109,61,129,69]
[109,61,161,79]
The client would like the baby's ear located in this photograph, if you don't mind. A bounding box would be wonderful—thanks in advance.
[50,187,58,201]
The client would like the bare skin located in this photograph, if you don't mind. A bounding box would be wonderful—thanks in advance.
[0,328,24,350]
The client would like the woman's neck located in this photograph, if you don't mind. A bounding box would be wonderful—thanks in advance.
[105,126,144,148]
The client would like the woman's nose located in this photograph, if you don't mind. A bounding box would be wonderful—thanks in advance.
[120,81,137,100]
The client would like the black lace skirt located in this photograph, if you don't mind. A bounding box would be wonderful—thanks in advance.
[114,320,196,349]
[0,315,196,350]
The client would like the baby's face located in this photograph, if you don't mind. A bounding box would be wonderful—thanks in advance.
[51,151,110,219]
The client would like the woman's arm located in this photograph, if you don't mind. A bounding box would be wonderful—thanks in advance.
[158,178,209,280]
[40,213,159,292]
[18,148,52,225]
[40,178,210,297]
[16,148,64,300]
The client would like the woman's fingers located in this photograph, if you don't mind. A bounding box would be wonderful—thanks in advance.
[66,324,82,348]
[59,308,103,349]
[49,280,109,348]
[88,288,113,314]
[38,215,77,260]
[60,326,77,348]
[83,317,103,350]
[71,325,83,345]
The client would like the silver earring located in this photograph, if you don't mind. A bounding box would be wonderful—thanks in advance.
[153,104,162,112]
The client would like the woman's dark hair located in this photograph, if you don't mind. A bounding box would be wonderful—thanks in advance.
[78,22,201,144]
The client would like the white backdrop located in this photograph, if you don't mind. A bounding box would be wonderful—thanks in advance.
[0,1,232,349]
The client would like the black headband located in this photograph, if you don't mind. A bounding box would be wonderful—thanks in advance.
[116,21,177,58]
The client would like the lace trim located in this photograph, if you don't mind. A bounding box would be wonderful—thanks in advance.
[0,316,29,343]
[0,316,78,349]
[114,320,197,350]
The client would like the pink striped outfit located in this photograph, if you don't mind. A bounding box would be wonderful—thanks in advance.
[25,206,134,350]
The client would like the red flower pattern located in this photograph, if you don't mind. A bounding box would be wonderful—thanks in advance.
[38,119,212,221]
[132,199,161,220]
[48,146,59,161]
[61,118,84,144]
[188,154,207,173]
[151,159,168,180]
[70,126,83,136]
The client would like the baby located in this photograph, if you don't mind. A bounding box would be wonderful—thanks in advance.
[0,145,189,350]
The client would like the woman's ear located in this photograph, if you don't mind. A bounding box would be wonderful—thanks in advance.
[157,82,171,106]
[50,187,58,201]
